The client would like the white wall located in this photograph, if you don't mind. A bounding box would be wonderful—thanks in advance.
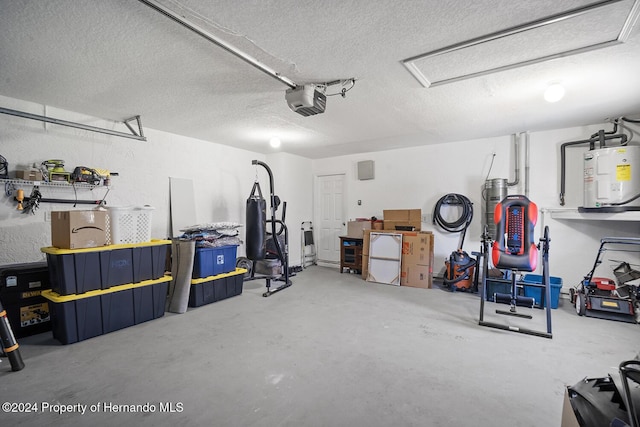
[312,125,640,291]
[2,94,638,289]
[0,96,312,268]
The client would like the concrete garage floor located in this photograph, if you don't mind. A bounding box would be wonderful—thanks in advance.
[1,265,639,427]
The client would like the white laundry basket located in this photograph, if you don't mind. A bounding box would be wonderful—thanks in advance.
[106,206,155,245]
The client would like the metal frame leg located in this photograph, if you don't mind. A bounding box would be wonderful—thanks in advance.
[479,226,553,339]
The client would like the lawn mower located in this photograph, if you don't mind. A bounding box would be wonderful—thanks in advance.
[570,237,640,323]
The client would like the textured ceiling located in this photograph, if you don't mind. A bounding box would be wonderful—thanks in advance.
[1,0,640,159]
[404,0,635,86]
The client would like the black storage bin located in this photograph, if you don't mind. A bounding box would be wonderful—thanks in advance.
[0,262,52,338]
[42,240,170,295]
[188,268,246,308]
[43,277,170,344]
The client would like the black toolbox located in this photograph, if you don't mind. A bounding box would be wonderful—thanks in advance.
[0,262,52,338]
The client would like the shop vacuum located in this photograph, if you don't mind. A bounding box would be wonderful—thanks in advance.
[433,193,477,292]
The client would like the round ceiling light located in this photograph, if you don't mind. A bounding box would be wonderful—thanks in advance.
[269,137,281,148]
[544,83,565,103]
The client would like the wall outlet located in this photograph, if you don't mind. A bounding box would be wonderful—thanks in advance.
[44,211,51,222]
[421,214,430,223]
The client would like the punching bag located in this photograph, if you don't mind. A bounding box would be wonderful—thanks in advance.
[246,181,267,260]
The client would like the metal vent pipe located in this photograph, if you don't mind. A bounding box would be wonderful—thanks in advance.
[138,0,297,90]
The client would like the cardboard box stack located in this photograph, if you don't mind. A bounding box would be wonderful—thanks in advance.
[383,209,421,231]
[400,231,434,288]
[347,219,372,238]
[362,229,434,289]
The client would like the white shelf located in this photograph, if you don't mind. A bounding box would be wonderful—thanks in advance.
[542,208,640,222]
[1,178,109,190]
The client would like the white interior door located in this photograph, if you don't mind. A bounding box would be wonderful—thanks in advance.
[316,174,345,265]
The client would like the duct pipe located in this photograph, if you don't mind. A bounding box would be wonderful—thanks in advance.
[524,132,530,197]
[507,133,520,186]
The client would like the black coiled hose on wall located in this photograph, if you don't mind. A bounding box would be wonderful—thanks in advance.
[433,193,474,247]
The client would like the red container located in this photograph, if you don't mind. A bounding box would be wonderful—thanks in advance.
[592,277,616,291]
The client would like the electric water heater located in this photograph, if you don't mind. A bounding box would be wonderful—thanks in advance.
[583,145,640,210]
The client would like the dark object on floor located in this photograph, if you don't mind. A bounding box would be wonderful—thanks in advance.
[565,358,640,427]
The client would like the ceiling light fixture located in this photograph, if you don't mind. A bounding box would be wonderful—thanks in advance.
[544,83,565,103]
[269,137,281,148]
